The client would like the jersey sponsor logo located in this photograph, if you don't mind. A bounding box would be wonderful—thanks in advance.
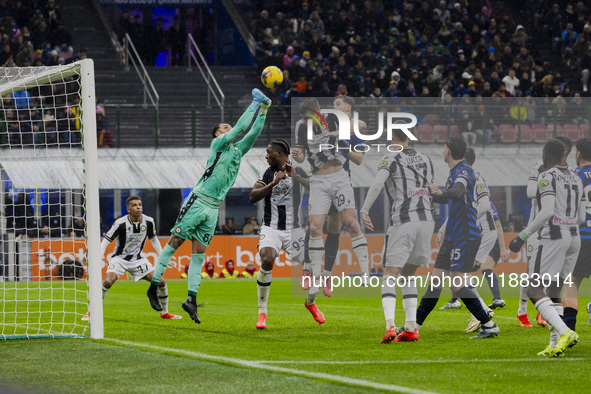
[553,217,578,225]
[476,183,486,192]
[539,179,550,189]
[141,225,146,232]
[408,189,429,197]
[379,159,389,167]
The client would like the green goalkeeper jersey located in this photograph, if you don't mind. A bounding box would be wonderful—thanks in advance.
[193,106,265,203]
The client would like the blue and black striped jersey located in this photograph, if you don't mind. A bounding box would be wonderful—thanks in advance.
[443,161,481,242]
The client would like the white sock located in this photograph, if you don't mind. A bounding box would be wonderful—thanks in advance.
[257,268,272,314]
[102,284,108,299]
[549,303,564,347]
[306,259,321,305]
[401,277,418,331]
[303,262,311,271]
[381,275,396,329]
[518,285,528,315]
[351,235,369,274]
[535,297,569,336]
[157,285,168,315]
[321,269,331,277]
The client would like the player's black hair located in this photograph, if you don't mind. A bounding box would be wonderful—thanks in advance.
[126,195,141,206]
[392,119,410,142]
[464,147,476,166]
[212,123,221,138]
[445,136,467,160]
[576,137,591,161]
[543,139,565,165]
[555,136,573,155]
[299,97,320,112]
[270,138,290,155]
[335,95,355,112]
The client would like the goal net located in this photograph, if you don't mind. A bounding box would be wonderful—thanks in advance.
[0,59,102,340]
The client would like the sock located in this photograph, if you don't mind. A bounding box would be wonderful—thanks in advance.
[323,233,340,274]
[351,235,369,274]
[102,284,108,299]
[416,287,442,326]
[257,268,272,314]
[152,244,176,285]
[483,269,502,299]
[381,275,396,329]
[563,306,577,331]
[187,254,205,297]
[401,276,418,331]
[456,287,492,326]
[309,236,324,273]
[535,297,569,336]
[306,258,321,305]
[158,284,169,314]
[518,285,528,315]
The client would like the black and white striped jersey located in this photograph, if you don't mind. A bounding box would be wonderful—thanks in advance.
[291,163,311,229]
[104,214,156,261]
[474,169,494,233]
[379,148,435,226]
[527,161,545,227]
[535,166,584,240]
[295,114,346,173]
[257,166,293,231]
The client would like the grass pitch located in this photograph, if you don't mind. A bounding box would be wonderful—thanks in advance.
[2,278,590,393]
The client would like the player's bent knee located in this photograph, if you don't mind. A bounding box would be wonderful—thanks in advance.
[158,278,166,287]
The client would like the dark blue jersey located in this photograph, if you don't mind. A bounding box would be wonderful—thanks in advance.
[342,131,365,175]
[576,165,591,239]
[444,161,482,242]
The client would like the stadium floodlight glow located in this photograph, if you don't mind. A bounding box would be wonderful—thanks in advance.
[0,59,102,340]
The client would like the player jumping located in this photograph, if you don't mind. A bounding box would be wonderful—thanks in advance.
[146,89,271,323]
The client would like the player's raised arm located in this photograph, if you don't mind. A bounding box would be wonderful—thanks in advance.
[236,90,272,154]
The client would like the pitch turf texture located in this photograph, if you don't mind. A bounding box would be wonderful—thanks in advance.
[2,278,590,393]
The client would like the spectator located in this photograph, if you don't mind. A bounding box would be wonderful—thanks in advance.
[242,216,260,235]
[240,261,258,278]
[200,261,219,279]
[168,16,186,66]
[220,259,239,279]
[569,93,588,125]
[73,217,84,237]
[96,99,115,148]
[502,69,519,95]
[222,218,237,235]
[581,48,591,92]
[307,11,324,39]
[51,22,73,54]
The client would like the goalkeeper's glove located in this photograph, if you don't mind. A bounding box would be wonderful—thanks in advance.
[509,231,529,253]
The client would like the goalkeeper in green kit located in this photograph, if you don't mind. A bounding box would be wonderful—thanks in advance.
[147,89,271,323]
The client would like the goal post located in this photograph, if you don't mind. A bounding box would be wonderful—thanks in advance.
[0,59,102,340]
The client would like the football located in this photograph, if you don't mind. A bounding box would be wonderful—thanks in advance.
[261,66,283,89]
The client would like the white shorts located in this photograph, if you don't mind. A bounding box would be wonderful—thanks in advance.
[290,227,306,265]
[106,256,154,282]
[475,229,497,265]
[258,225,291,256]
[308,169,356,216]
[526,235,540,259]
[382,221,435,268]
[528,236,580,280]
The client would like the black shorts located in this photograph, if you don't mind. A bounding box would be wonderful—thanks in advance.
[488,241,500,263]
[434,238,482,273]
[573,239,591,279]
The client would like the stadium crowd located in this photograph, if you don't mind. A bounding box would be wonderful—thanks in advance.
[249,1,591,104]
[0,0,83,67]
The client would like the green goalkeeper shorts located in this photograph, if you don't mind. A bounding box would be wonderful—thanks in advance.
[170,192,219,246]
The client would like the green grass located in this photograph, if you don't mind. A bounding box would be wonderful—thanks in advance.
[2,278,590,393]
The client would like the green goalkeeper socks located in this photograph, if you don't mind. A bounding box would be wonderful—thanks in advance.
[151,244,176,285]
[188,253,205,295]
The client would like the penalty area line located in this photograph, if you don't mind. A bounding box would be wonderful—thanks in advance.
[103,337,435,394]
[257,358,590,365]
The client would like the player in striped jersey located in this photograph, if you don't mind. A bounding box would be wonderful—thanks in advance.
[480,203,509,310]
[250,139,314,329]
[294,98,370,317]
[360,127,435,343]
[418,136,499,339]
[82,195,181,321]
[562,138,591,332]
[321,96,367,297]
[147,89,271,323]
[518,136,572,327]
[509,139,585,357]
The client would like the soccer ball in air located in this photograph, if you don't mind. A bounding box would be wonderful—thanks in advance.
[261,66,283,89]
